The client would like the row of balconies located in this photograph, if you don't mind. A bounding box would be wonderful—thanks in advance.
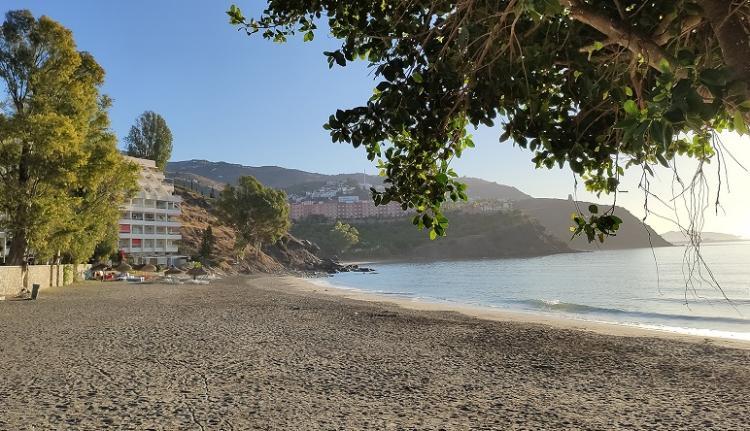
[119,219,181,228]
[119,233,181,240]
[121,206,181,215]
[121,246,180,253]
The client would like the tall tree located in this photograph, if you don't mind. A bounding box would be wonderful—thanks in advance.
[199,225,215,261]
[327,221,359,257]
[125,111,173,170]
[0,10,137,265]
[216,176,290,257]
[229,1,750,241]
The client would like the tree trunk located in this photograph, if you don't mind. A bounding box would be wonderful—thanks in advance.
[6,144,32,266]
[6,230,27,266]
[701,0,750,84]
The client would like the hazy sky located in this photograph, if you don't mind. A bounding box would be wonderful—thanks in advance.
[5,1,750,236]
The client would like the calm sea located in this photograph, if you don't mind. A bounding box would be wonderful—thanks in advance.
[318,242,750,341]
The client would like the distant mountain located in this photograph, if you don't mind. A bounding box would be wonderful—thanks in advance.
[514,198,671,251]
[457,177,530,200]
[166,160,531,201]
[661,231,747,244]
[167,160,337,189]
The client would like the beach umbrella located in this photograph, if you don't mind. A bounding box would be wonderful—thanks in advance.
[164,267,184,275]
[186,266,208,280]
[91,262,108,271]
[140,264,157,272]
[116,262,132,272]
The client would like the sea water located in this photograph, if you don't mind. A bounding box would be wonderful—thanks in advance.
[321,242,750,341]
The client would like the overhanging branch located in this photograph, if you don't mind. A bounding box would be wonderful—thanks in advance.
[562,0,676,70]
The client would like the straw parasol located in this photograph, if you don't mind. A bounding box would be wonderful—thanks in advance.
[164,267,184,275]
[91,262,109,271]
[116,262,132,272]
[140,264,157,272]
[186,266,208,280]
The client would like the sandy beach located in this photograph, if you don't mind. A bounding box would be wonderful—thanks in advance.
[1,276,749,430]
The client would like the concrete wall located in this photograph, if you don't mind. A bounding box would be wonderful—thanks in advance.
[0,266,24,297]
[0,264,90,297]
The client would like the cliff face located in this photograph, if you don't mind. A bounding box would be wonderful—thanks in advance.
[177,189,322,273]
[513,198,671,251]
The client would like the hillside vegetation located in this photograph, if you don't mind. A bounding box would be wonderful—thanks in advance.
[291,211,572,261]
[177,188,322,273]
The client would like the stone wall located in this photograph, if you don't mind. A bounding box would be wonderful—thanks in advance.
[0,264,90,297]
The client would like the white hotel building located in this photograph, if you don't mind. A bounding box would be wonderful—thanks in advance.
[118,156,184,266]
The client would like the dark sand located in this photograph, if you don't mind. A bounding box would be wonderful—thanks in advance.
[1,276,748,430]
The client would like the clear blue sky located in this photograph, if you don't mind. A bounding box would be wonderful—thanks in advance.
[5,1,750,235]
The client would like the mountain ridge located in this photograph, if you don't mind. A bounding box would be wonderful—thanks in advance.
[167,159,669,251]
[166,159,531,201]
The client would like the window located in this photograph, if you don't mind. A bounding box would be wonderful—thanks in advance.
[119,224,131,233]
[118,239,129,249]
[131,225,143,234]
[144,239,154,249]
[144,225,154,234]
[131,212,144,221]
[144,213,155,221]
[131,239,142,248]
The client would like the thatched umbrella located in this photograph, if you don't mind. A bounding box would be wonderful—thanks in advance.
[140,264,157,272]
[164,267,184,275]
[116,262,132,272]
[186,266,208,280]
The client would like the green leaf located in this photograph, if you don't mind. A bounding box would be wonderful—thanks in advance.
[656,152,670,168]
[429,229,437,240]
[623,100,639,116]
[733,111,748,135]
[412,72,423,83]
[303,31,314,42]
[658,58,671,73]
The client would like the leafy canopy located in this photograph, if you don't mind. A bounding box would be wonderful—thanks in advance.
[216,175,290,255]
[229,0,750,240]
[0,10,137,264]
[125,110,173,171]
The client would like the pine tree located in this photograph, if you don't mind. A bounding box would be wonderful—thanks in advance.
[199,226,215,261]
[125,111,173,171]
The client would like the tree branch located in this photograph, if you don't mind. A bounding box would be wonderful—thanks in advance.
[562,0,676,70]
[700,0,750,83]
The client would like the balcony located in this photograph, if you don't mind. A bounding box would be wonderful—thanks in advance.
[121,206,181,216]
[118,219,181,228]
[119,232,181,241]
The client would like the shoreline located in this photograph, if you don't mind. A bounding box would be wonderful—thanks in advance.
[280,275,750,350]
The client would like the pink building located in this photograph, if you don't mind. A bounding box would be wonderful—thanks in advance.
[290,200,405,221]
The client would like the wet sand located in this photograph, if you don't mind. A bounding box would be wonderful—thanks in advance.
[1,276,748,430]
